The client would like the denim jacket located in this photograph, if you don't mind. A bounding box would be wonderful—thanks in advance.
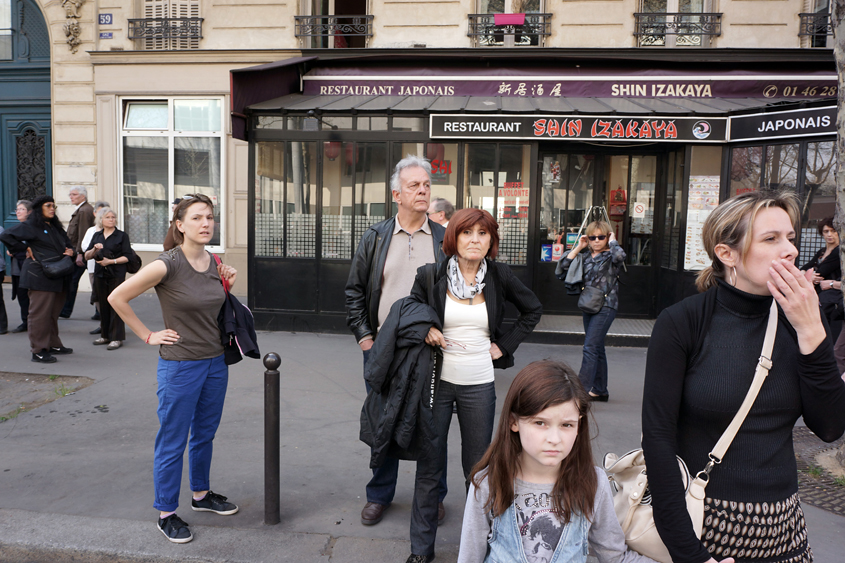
[485,502,589,563]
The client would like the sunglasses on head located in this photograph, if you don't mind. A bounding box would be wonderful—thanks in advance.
[588,235,607,241]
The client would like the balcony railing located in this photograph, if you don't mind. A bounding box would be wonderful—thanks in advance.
[128,17,203,50]
[634,12,722,47]
[799,13,833,48]
[294,15,373,48]
[467,13,552,47]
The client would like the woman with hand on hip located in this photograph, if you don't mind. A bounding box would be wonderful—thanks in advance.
[84,207,130,350]
[403,208,542,563]
[0,195,75,363]
[560,220,626,401]
[109,194,238,544]
[642,192,845,563]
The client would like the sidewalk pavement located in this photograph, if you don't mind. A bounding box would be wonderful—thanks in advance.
[1,288,844,562]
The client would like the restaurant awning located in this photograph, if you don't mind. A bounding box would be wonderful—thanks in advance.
[247,93,820,117]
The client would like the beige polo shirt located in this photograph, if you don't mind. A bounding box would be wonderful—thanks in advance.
[376,216,435,330]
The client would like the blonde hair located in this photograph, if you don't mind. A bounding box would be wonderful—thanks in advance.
[585,220,612,249]
[696,191,800,292]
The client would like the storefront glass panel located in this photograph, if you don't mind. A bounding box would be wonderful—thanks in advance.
[174,137,221,247]
[800,140,837,264]
[426,142,459,217]
[730,146,762,196]
[354,143,388,248]
[628,156,657,266]
[255,142,285,257]
[321,141,353,260]
[497,144,531,266]
[605,155,629,245]
[464,144,497,216]
[765,143,800,192]
[393,117,425,132]
[683,145,722,272]
[286,141,318,258]
[122,136,168,245]
[391,142,427,215]
[662,150,684,271]
[539,153,595,258]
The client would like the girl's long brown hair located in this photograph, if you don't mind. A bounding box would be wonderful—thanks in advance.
[470,360,596,523]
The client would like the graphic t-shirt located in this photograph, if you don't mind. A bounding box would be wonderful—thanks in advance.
[514,478,563,563]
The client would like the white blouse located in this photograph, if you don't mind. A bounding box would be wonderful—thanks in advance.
[440,294,494,386]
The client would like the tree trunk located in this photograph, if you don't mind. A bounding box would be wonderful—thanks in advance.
[832,0,845,469]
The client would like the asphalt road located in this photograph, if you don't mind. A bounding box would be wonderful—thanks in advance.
[0,287,843,562]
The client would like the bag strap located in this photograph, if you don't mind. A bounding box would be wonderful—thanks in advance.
[696,299,778,482]
[211,253,230,295]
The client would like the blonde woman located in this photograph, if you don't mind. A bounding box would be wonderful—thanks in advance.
[560,220,626,401]
[642,191,845,563]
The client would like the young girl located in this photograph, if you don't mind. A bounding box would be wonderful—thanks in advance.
[458,360,678,563]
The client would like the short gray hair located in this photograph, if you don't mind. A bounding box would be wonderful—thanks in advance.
[69,186,88,199]
[390,155,432,193]
[430,197,455,219]
[93,200,110,211]
[95,207,116,229]
[16,199,32,210]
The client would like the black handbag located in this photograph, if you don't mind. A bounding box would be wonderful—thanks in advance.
[577,285,606,314]
[40,254,75,279]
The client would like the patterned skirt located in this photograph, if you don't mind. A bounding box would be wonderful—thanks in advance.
[701,492,812,563]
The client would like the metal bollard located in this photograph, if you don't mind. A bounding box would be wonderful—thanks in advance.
[263,352,281,525]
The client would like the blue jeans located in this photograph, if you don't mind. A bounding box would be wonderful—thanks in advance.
[154,354,228,512]
[411,380,496,556]
[579,306,617,396]
[362,348,449,505]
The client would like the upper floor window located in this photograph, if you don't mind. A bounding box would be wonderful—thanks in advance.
[129,0,202,50]
[469,0,550,47]
[295,0,371,48]
[1,0,49,62]
[800,0,832,48]
[635,0,721,47]
[120,98,224,250]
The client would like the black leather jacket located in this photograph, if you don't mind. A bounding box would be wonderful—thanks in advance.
[345,216,446,343]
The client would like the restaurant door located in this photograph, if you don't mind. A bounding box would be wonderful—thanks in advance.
[534,149,668,317]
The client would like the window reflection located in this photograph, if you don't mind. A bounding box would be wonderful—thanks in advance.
[123,137,168,244]
[287,142,317,258]
[255,142,285,257]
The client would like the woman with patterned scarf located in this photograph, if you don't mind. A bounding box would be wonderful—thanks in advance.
[403,207,542,563]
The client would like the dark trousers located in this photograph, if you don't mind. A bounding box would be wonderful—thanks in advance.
[60,264,86,317]
[579,306,618,396]
[0,275,7,331]
[411,380,497,556]
[95,275,125,341]
[12,275,29,326]
[28,290,66,353]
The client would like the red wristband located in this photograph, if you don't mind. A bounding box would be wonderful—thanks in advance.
[146,332,153,344]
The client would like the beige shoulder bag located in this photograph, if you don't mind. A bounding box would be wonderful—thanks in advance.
[603,299,778,563]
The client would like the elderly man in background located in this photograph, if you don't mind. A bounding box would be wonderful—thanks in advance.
[426,197,454,227]
[60,186,95,319]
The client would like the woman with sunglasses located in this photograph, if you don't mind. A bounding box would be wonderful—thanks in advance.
[560,221,625,401]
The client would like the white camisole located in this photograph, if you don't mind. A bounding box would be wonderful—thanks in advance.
[440,294,495,386]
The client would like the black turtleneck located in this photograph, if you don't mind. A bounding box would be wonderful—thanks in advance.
[642,280,845,563]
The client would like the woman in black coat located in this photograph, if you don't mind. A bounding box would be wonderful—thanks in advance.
[84,207,131,350]
[402,208,542,561]
[0,194,75,363]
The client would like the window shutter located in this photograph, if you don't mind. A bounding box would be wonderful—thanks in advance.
[143,0,200,50]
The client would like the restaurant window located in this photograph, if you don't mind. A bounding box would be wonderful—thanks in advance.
[729,146,763,197]
[464,143,531,266]
[604,155,657,266]
[683,146,721,272]
[800,140,836,264]
[661,149,685,270]
[287,142,318,257]
[354,143,389,248]
[426,142,459,220]
[121,98,224,250]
